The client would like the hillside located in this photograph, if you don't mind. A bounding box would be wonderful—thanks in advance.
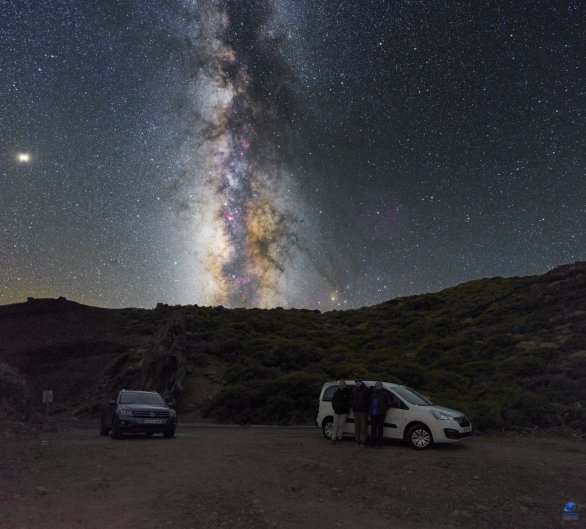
[1,262,585,432]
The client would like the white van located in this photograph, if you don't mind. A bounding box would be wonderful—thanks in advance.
[316,380,473,449]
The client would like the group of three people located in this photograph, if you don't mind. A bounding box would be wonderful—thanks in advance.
[331,379,393,448]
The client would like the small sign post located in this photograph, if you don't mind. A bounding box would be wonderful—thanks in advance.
[42,390,53,418]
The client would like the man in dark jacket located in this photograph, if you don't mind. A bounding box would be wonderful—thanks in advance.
[331,380,352,443]
[351,380,371,447]
[369,381,393,448]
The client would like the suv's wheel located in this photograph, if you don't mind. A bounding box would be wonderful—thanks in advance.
[163,428,176,439]
[321,416,334,439]
[405,424,433,450]
[110,420,123,440]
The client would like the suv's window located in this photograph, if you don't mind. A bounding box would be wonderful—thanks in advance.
[119,392,165,405]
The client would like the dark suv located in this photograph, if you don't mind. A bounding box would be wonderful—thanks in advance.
[100,390,177,439]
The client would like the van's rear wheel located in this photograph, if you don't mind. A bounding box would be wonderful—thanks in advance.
[321,416,334,439]
[405,424,433,450]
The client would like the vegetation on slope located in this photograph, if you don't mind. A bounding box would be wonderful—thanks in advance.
[0,263,585,432]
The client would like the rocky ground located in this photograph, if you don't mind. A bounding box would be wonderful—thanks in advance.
[1,423,585,529]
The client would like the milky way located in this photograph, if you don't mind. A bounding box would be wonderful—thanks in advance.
[177,0,304,308]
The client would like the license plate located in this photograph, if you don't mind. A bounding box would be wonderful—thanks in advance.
[462,426,472,433]
[143,419,162,424]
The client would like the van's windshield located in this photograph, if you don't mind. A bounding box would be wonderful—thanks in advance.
[392,386,432,406]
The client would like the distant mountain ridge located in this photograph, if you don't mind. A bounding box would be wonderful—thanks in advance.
[1,262,585,431]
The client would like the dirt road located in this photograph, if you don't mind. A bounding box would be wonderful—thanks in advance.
[1,423,584,529]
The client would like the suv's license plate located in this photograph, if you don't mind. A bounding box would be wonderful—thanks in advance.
[462,426,472,432]
[144,419,162,424]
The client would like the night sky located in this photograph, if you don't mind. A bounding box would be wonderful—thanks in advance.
[1,1,583,310]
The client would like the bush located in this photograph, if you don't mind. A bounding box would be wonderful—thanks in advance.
[204,371,323,425]
[465,399,504,431]
[203,385,265,423]
[0,363,34,421]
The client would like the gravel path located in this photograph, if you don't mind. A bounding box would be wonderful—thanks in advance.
[1,424,584,529]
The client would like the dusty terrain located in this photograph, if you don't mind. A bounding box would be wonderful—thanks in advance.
[1,423,584,529]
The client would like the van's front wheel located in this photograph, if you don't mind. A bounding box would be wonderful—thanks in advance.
[321,416,334,439]
[405,424,433,450]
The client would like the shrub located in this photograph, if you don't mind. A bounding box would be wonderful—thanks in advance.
[0,363,35,422]
[204,371,323,425]
[465,399,504,431]
[203,385,265,423]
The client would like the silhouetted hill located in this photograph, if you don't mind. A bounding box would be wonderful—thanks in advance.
[1,262,585,431]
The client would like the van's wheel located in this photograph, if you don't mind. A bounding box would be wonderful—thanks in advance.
[405,424,433,450]
[321,416,334,439]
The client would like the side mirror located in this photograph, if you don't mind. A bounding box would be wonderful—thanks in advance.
[166,401,174,408]
[109,399,116,406]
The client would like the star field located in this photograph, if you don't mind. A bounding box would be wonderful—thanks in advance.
[0,0,584,309]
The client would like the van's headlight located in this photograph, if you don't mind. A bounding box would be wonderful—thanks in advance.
[169,409,176,418]
[118,407,133,416]
[429,409,453,420]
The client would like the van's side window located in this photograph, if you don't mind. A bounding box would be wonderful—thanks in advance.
[389,392,407,409]
[322,384,355,402]
[322,386,336,401]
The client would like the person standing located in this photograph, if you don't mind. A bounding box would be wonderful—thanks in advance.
[331,380,352,443]
[369,381,392,448]
[351,380,371,447]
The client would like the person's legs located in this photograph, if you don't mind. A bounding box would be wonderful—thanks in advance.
[362,413,369,445]
[355,412,368,445]
[332,413,348,442]
[336,413,348,440]
[353,412,362,444]
[372,415,384,447]
[369,415,377,446]
[332,413,341,442]
[379,415,385,445]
